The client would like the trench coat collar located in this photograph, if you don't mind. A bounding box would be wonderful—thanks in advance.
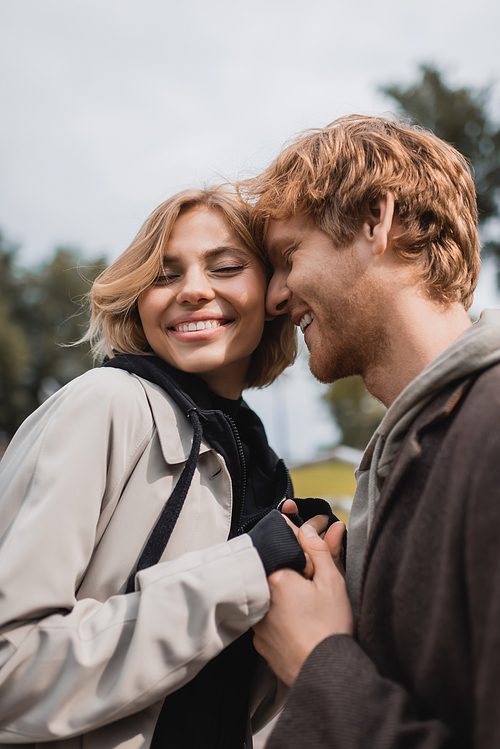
[138,377,214,466]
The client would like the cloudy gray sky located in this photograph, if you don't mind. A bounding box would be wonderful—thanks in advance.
[1,0,499,461]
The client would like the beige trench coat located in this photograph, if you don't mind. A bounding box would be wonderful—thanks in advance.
[0,368,286,748]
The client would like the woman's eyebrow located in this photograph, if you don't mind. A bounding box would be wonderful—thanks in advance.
[162,246,249,263]
[204,246,249,260]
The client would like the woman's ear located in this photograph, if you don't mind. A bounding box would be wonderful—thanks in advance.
[364,192,395,256]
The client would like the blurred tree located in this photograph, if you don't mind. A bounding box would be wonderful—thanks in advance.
[382,64,500,260]
[0,233,31,439]
[323,376,386,451]
[0,239,107,438]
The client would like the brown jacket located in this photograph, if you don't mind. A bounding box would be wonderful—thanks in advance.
[268,362,500,748]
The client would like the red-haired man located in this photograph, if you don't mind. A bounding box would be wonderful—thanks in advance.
[241,115,500,748]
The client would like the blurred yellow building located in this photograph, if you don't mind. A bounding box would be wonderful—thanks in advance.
[289,446,361,526]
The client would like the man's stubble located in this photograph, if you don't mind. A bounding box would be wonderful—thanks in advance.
[306,272,389,386]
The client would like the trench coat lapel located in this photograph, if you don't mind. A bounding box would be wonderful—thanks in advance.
[137,378,213,466]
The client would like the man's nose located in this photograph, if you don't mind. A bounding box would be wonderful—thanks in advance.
[266,272,292,318]
[176,268,215,305]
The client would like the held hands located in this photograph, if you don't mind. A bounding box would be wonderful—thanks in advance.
[279,499,330,579]
[253,515,354,688]
[281,498,331,537]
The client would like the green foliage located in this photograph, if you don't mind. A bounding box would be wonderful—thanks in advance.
[0,233,107,438]
[0,235,31,438]
[323,376,386,451]
[381,64,500,259]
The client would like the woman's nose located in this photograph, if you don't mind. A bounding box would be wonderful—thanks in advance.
[176,269,215,305]
[266,271,292,318]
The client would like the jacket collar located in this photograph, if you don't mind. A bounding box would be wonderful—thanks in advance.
[137,377,214,465]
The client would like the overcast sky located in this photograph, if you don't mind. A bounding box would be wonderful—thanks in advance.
[1,0,499,462]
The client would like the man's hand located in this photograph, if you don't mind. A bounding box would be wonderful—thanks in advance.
[253,522,353,687]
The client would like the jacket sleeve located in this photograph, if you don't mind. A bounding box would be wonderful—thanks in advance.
[266,635,451,749]
[0,371,270,743]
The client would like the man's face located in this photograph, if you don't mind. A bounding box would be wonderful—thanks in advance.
[265,215,388,383]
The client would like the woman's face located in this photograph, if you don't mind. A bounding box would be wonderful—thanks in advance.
[138,207,268,398]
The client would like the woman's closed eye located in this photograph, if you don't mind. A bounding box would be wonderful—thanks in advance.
[213,264,245,275]
[153,265,245,284]
[153,273,180,285]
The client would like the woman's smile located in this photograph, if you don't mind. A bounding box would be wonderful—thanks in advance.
[166,310,234,337]
[167,316,233,340]
[171,320,227,333]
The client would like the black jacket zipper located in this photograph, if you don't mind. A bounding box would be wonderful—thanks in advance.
[236,457,293,535]
[224,414,247,537]
[224,415,294,537]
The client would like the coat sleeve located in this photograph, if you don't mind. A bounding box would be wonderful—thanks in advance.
[266,635,451,749]
[0,371,270,743]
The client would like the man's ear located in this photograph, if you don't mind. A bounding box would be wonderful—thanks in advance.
[364,192,395,256]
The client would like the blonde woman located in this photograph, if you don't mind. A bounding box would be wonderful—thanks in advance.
[0,188,334,749]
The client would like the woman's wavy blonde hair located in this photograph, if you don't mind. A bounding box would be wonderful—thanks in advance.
[83,187,297,389]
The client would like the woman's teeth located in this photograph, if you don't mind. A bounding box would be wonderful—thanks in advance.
[174,320,223,332]
[299,312,315,334]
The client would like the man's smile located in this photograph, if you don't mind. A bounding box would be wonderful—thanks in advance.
[298,311,315,334]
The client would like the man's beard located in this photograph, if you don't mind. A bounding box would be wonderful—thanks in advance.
[307,298,388,385]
